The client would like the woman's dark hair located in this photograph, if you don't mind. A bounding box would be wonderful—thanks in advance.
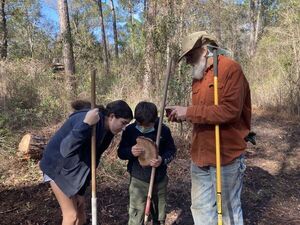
[71,100,105,111]
[134,101,158,124]
[105,100,133,120]
[72,99,133,120]
[71,100,91,111]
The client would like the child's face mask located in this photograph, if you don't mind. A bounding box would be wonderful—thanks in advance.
[135,124,155,134]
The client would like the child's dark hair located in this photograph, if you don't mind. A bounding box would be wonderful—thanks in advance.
[134,101,158,124]
[71,100,133,120]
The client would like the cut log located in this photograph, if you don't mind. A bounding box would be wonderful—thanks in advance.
[18,133,47,160]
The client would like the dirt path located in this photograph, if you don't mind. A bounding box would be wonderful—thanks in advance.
[0,111,299,225]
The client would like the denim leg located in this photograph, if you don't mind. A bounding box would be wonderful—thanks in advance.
[191,163,217,225]
[191,156,246,225]
[211,156,246,225]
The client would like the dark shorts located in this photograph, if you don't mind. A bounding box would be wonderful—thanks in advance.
[77,178,90,196]
[43,173,90,196]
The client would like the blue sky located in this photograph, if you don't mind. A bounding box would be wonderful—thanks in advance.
[40,0,59,24]
[38,0,141,42]
[40,0,59,35]
[40,0,107,41]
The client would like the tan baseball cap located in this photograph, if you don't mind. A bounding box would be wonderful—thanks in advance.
[178,31,218,62]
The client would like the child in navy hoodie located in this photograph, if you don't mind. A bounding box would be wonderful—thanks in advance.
[118,101,176,225]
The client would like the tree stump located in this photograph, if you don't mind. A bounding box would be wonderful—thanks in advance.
[18,133,47,160]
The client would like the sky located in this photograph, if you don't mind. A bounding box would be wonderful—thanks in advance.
[40,0,59,35]
[38,0,142,42]
[41,0,59,24]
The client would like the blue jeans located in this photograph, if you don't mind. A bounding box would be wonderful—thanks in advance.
[191,156,246,225]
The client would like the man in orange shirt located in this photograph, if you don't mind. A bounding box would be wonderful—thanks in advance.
[167,31,251,225]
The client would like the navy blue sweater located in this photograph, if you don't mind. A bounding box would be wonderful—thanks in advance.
[40,109,114,197]
[118,120,176,183]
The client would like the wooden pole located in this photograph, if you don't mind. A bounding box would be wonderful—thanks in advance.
[91,69,97,225]
[144,57,173,224]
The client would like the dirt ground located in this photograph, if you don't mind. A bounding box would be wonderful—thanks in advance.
[0,110,299,225]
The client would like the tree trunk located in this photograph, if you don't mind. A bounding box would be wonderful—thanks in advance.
[96,0,110,76]
[249,0,255,57]
[249,0,261,58]
[143,0,156,97]
[178,0,186,105]
[254,0,261,48]
[25,11,34,58]
[110,0,118,59]
[291,25,300,115]
[215,0,222,42]
[57,0,76,93]
[0,0,7,59]
[129,0,135,54]
[0,61,7,110]
[144,0,147,20]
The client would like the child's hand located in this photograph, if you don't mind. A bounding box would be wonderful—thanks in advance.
[131,145,144,157]
[150,156,162,168]
[83,108,100,125]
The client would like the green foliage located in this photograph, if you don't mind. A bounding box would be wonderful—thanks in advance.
[7,75,40,110]
[0,113,17,154]
[100,156,127,178]
[6,0,54,59]
[0,114,10,136]
[168,63,192,106]
[245,0,300,114]
[1,60,69,130]
[1,0,299,143]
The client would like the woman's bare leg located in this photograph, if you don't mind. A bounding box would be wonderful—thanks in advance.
[50,181,78,225]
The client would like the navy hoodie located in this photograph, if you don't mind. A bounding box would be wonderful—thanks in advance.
[40,109,114,197]
[118,120,176,183]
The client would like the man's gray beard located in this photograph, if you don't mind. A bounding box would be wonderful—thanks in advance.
[192,56,207,80]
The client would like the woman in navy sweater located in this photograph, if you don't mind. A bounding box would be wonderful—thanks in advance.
[40,100,133,225]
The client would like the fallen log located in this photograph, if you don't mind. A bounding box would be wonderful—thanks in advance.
[18,133,47,160]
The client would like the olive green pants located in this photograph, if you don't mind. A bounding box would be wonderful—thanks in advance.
[128,176,168,225]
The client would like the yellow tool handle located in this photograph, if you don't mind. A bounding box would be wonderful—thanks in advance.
[213,50,222,225]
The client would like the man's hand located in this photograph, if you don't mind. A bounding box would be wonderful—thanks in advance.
[131,145,144,157]
[165,106,187,122]
[150,156,162,168]
[83,108,100,125]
